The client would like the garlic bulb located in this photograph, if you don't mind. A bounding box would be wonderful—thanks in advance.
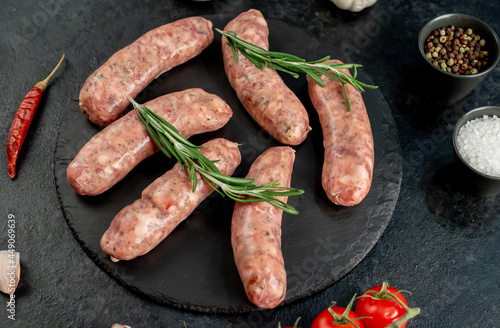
[111,324,131,328]
[331,0,377,12]
[0,250,20,295]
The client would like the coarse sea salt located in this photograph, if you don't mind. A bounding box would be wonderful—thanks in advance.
[456,114,500,177]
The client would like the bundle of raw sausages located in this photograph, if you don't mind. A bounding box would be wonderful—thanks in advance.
[70,13,298,310]
[220,9,374,308]
[222,9,374,207]
[68,9,374,310]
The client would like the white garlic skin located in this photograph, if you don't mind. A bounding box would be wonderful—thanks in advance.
[332,0,377,12]
[0,250,20,296]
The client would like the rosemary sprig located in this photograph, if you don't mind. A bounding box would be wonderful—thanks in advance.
[216,28,378,111]
[130,97,304,215]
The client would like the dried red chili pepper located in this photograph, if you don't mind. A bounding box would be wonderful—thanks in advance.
[7,54,65,179]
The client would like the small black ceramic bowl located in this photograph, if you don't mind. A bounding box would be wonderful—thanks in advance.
[418,13,500,101]
[452,106,500,197]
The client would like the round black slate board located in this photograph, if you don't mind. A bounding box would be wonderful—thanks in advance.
[53,16,402,313]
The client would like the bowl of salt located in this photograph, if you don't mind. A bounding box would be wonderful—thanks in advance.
[453,106,500,197]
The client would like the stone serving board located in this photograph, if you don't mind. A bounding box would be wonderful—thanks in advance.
[54,16,402,313]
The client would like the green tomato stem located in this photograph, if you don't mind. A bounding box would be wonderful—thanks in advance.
[326,294,365,328]
[359,282,421,328]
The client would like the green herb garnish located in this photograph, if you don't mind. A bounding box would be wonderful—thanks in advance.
[130,97,304,215]
[216,28,377,112]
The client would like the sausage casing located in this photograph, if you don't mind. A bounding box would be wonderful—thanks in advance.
[79,17,214,126]
[307,59,374,206]
[100,138,241,261]
[222,9,310,145]
[231,146,295,309]
[67,88,232,196]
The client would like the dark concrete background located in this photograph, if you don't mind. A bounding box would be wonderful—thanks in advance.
[1,0,499,327]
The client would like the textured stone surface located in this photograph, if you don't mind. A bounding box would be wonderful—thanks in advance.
[1,0,499,327]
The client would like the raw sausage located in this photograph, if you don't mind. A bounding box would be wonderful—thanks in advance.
[101,138,241,261]
[222,9,310,146]
[79,17,214,126]
[307,59,374,206]
[67,88,232,196]
[68,89,232,196]
[231,146,295,309]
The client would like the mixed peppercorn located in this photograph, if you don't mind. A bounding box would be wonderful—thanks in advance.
[424,25,489,75]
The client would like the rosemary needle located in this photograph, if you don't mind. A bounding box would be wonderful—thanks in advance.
[216,28,378,112]
[130,97,304,215]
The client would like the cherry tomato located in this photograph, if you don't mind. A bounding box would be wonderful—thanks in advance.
[355,282,420,328]
[311,295,364,328]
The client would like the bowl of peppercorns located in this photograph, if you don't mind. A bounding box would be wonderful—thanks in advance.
[418,13,499,101]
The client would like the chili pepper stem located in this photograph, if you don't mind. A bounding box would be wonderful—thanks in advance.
[34,54,65,91]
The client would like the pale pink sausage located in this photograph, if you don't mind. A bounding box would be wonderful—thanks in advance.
[307,60,374,206]
[222,9,310,145]
[79,17,214,126]
[67,89,232,196]
[231,146,295,309]
[101,138,241,261]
